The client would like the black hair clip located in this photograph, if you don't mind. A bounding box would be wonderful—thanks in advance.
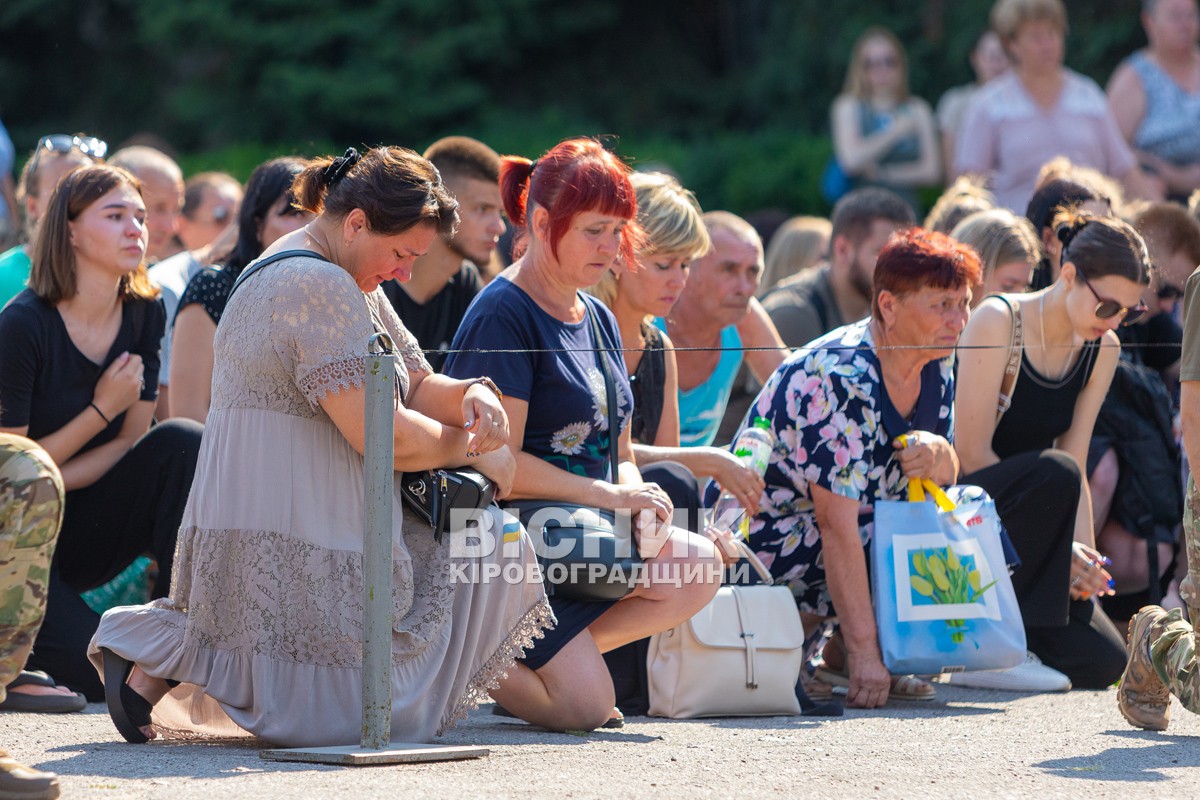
[324,147,361,187]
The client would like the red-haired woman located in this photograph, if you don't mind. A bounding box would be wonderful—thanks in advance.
[723,229,977,709]
[445,138,726,730]
[0,165,202,702]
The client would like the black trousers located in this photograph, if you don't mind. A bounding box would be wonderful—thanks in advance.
[27,419,202,700]
[963,449,1126,689]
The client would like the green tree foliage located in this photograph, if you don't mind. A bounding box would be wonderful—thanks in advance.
[0,0,1147,214]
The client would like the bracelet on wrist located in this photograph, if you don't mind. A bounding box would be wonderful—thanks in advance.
[467,376,503,401]
[89,402,112,425]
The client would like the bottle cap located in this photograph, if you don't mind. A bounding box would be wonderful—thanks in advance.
[753,416,771,430]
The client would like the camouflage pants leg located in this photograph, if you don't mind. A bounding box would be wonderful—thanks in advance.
[0,434,65,703]
[1181,476,1200,624]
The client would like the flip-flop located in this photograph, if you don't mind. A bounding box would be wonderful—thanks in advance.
[0,671,87,713]
[813,665,936,702]
[99,648,154,743]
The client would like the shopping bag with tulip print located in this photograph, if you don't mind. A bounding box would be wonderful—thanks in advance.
[871,480,1026,675]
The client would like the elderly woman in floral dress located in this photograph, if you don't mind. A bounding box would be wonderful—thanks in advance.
[727,228,980,708]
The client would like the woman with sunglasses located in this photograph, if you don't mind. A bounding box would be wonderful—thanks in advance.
[0,134,106,307]
[831,27,941,212]
[954,208,1152,692]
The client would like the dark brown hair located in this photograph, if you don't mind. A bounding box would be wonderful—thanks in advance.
[873,228,982,319]
[1054,208,1152,286]
[292,146,458,238]
[30,165,160,304]
[423,136,501,185]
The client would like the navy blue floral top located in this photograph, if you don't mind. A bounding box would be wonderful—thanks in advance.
[444,276,632,482]
[737,319,955,615]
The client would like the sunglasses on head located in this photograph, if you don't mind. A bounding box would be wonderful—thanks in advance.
[1076,269,1147,326]
[33,134,108,162]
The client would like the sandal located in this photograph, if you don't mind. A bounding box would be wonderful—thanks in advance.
[813,664,936,702]
[0,671,87,713]
[99,648,154,743]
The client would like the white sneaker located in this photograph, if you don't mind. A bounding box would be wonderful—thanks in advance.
[946,652,1072,693]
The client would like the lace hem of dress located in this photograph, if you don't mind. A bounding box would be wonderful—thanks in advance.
[436,597,555,736]
[298,356,369,407]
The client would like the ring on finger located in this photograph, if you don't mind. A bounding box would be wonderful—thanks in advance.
[1070,576,1082,588]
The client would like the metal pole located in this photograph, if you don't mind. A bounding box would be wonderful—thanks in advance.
[362,332,396,750]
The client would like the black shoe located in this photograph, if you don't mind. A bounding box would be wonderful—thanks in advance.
[99,648,153,744]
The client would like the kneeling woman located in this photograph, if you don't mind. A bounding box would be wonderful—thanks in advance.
[88,147,559,747]
[730,229,977,708]
[955,210,1151,689]
[0,166,203,701]
[446,139,726,729]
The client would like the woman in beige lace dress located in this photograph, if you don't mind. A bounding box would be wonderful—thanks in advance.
[89,146,558,747]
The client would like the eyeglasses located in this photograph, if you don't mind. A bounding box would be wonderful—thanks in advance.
[34,134,108,161]
[1077,269,1148,326]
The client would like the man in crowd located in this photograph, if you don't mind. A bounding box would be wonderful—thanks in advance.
[657,211,789,447]
[761,187,914,350]
[383,136,505,371]
[108,146,184,265]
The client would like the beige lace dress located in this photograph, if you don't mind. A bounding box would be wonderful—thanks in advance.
[89,254,553,747]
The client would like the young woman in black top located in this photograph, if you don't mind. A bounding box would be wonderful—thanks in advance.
[956,208,1152,689]
[169,157,313,422]
[0,165,202,700]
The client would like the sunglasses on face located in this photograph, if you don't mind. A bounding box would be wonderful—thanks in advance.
[864,55,898,69]
[34,134,108,161]
[1077,269,1147,326]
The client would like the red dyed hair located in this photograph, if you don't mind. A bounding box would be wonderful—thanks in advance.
[872,228,982,319]
[499,138,641,265]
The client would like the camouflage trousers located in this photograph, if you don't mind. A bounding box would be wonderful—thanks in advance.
[1148,476,1200,712]
[0,434,64,703]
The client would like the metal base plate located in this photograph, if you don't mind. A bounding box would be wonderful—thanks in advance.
[259,743,490,766]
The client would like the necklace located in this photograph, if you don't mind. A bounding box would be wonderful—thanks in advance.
[1038,292,1074,382]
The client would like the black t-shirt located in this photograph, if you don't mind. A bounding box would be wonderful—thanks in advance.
[381,261,482,372]
[0,289,165,455]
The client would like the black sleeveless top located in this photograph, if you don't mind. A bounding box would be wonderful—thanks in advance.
[991,330,1100,459]
[629,323,666,444]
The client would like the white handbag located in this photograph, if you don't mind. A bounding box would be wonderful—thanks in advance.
[647,541,804,718]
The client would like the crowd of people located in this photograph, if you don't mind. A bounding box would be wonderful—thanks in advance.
[3,0,1200,796]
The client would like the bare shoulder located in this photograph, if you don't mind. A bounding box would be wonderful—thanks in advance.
[961,295,1019,345]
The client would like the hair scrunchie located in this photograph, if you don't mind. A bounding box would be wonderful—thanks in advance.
[1056,217,1089,262]
[324,147,361,187]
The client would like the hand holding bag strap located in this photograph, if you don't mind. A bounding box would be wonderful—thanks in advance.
[584,299,621,483]
[995,295,1023,423]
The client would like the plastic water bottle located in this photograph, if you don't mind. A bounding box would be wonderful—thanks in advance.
[710,417,775,540]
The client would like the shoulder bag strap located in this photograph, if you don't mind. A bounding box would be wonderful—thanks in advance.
[226,249,331,303]
[584,299,621,483]
[995,295,1023,423]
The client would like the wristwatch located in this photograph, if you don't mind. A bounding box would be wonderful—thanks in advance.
[467,376,503,401]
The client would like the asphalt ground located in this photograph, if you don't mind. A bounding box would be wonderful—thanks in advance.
[3,685,1199,799]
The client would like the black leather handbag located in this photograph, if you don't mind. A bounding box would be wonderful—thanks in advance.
[401,467,495,543]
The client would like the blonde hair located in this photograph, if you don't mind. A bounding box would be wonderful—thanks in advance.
[950,208,1042,289]
[758,216,832,297]
[843,27,910,102]
[991,0,1068,44]
[924,175,997,234]
[590,172,710,308]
